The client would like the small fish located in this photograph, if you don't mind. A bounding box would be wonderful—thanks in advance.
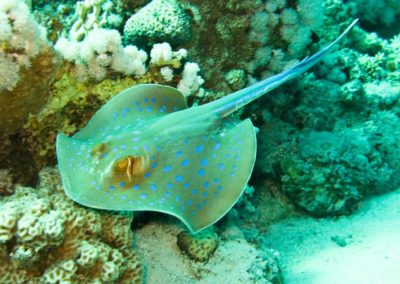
[57,20,358,233]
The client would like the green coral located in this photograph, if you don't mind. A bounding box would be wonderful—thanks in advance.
[124,0,192,47]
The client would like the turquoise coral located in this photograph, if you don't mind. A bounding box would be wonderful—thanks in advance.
[124,0,192,47]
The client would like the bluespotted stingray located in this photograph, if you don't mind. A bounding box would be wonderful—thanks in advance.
[57,20,357,233]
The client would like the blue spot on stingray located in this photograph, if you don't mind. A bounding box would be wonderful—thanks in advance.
[129,200,134,204]
[195,145,204,153]
[235,155,240,161]
[151,97,157,103]
[144,98,149,103]
[144,172,151,178]
[214,143,221,150]
[191,189,197,195]
[133,184,139,190]
[181,159,189,166]
[184,182,190,189]
[140,193,147,199]
[218,163,224,170]
[197,204,202,210]
[230,172,235,177]
[198,169,205,176]
[123,107,130,113]
[176,150,183,157]
[151,162,158,169]
[165,191,171,197]
[188,199,193,206]
[150,184,157,191]
[120,195,127,200]
[175,196,180,202]
[175,175,183,182]
[233,165,238,171]
[120,144,126,149]
[146,106,152,112]
[167,183,174,190]
[213,178,219,184]
[135,101,140,105]
[204,181,209,188]
[201,159,208,166]
[217,185,223,191]
[119,181,126,187]
[96,186,101,191]
[202,191,207,197]
[164,165,172,172]
[138,107,143,112]
[144,145,150,152]
[109,186,116,191]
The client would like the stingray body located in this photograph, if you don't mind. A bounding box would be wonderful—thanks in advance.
[57,21,357,233]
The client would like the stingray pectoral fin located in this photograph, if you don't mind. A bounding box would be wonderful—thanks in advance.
[155,118,258,233]
[56,133,92,203]
[74,84,187,140]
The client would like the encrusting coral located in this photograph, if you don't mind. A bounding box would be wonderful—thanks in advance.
[0,168,143,283]
[124,0,192,47]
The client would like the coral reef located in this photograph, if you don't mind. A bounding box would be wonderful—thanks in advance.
[0,0,58,135]
[253,2,400,216]
[0,169,13,196]
[177,227,219,261]
[0,168,143,283]
[352,0,400,27]
[124,0,192,47]
[55,28,148,81]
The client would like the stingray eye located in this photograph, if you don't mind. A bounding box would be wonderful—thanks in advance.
[113,156,147,179]
[115,158,129,172]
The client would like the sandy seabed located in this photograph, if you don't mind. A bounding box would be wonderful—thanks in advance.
[263,189,400,284]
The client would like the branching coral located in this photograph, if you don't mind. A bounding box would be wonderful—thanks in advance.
[0,168,143,283]
[247,0,325,78]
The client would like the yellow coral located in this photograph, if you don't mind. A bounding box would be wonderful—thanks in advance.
[0,168,143,283]
[177,227,219,262]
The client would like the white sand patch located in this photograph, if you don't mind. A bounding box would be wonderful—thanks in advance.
[263,190,400,284]
[134,220,272,283]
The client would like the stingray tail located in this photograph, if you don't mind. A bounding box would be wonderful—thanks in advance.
[212,19,358,118]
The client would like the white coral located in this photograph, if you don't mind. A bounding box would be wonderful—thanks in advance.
[177,62,204,96]
[0,0,50,91]
[55,28,148,81]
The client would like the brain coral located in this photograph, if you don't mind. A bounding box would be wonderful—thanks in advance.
[177,227,219,262]
[124,0,192,47]
[0,168,143,283]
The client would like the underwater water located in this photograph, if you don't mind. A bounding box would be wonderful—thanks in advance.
[0,0,399,283]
